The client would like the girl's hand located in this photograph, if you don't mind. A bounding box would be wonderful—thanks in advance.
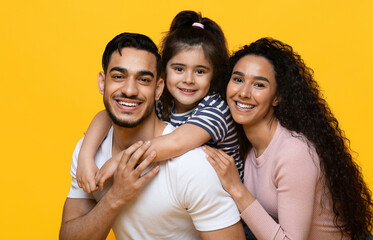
[202,146,242,195]
[76,159,99,193]
[95,152,123,191]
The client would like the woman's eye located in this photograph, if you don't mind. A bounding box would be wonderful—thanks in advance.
[232,77,243,83]
[254,82,265,88]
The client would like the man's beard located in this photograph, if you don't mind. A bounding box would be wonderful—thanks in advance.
[103,94,154,128]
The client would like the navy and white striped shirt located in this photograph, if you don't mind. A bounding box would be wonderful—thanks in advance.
[169,93,244,181]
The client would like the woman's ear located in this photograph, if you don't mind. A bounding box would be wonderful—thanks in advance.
[155,78,165,101]
[272,95,280,106]
[98,71,105,95]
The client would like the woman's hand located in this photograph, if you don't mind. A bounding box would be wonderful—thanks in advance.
[202,145,255,212]
[202,146,242,194]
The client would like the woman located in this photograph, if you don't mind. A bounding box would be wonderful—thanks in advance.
[203,38,373,239]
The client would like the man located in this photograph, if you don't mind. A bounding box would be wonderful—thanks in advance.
[59,32,245,240]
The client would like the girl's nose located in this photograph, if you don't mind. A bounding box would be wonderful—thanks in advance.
[183,71,195,84]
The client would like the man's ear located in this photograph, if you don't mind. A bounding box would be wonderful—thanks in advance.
[155,78,165,101]
[98,71,105,95]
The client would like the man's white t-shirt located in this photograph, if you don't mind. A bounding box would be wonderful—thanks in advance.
[67,123,240,240]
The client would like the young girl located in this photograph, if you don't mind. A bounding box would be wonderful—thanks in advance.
[203,38,373,239]
[76,10,244,194]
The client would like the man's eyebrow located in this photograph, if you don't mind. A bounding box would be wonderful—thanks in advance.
[109,67,154,78]
[137,70,154,78]
[109,67,128,74]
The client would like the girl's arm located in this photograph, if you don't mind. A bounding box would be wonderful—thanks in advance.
[147,123,211,161]
[95,123,212,190]
[77,110,111,193]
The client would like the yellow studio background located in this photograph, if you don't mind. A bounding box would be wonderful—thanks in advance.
[0,0,372,239]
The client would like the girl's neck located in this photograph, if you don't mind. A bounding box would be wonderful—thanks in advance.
[174,101,199,114]
[243,118,278,158]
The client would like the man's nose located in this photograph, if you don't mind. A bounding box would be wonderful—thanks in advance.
[121,78,139,97]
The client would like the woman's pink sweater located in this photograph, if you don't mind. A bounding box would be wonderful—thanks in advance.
[241,123,349,239]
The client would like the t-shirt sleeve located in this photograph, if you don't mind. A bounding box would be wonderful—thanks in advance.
[175,148,241,231]
[186,106,228,143]
[241,143,319,239]
[67,137,94,199]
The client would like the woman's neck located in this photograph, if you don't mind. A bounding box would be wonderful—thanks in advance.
[243,118,278,158]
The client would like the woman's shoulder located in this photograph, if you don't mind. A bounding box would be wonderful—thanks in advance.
[273,124,320,169]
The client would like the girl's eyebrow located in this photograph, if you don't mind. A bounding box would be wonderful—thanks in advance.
[170,63,210,70]
[196,65,209,70]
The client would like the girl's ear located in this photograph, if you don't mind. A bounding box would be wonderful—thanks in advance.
[98,71,105,95]
[155,78,165,101]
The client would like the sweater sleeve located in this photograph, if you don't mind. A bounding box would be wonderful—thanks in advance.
[241,142,319,240]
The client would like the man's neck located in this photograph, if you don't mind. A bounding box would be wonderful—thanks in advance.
[111,113,166,155]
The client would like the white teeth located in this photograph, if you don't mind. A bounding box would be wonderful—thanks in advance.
[180,88,195,92]
[118,101,139,107]
[236,102,254,110]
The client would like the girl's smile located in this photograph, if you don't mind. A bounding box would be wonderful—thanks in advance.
[166,46,213,113]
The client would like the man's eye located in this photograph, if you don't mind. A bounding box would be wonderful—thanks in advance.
[139,78,150,83]
[113,75,123,79]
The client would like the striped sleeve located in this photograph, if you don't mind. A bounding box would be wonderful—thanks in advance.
[186,105,228,143]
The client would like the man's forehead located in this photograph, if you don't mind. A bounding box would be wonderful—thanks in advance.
[107,47,157,72]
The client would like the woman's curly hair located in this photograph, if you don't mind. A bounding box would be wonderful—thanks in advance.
[228,38,373,239]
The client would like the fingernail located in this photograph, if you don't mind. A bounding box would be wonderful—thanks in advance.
[150,151,156,157]
[145,141,151,146]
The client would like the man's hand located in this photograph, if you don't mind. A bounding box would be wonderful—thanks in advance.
[60,141,160,240]
[107,141,160,208]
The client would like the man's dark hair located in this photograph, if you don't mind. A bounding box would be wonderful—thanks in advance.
[102,32,161,78]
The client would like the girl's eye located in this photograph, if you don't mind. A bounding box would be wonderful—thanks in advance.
[196,69,205,74]
[175,67,184,72]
